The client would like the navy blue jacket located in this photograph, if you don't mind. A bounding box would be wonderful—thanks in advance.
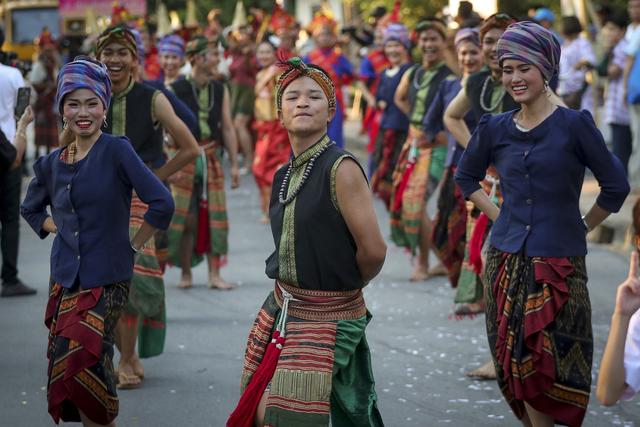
[21,133,175,288]
[455,107,629,257]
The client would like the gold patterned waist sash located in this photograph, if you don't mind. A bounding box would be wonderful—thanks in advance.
[274,281,367,322]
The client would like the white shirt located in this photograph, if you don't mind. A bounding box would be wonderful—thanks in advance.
[622,310,640,400]
[0,63,25,143]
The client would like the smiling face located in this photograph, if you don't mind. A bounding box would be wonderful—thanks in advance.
[384,40,408,66]
[482,28,505,73]
[501,58,545,105]
[159,52,184,79]
[417,28,445,66]
[278,76,335,137]
[99,41,136,86]
[457,40,482,77]
[315,27,337,49]
[62,88,106,137]
[256,42,277,68]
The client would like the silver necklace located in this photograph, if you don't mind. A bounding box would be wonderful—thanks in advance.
[479,75,504,112]
[190,81,215,113]
[278,142,334,205]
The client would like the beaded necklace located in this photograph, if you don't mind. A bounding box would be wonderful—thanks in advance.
[278,141,334,205]
[190,79,215,113]
[479,75,505,113]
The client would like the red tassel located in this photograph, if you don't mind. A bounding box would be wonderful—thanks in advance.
[391,161,415,213]
[194,199,210,255]
[469,213,489,275]
[227,332,285,427]
[391,0,402,23]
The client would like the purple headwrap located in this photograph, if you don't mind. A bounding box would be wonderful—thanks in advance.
[454,28,480,51]
[497,21,561,82]
[55,56,112,114]
[158,34,185,58]
[130,28,145,59]
[383,23,410,50]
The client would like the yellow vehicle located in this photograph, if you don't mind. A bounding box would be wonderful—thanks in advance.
[0,0,60,61]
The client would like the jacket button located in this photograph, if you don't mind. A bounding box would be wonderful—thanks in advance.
[67,184,71,190]
[526,225,531,231]
[524,174,529,179]
[74,231,79,236]
[526,198,532,204]
[77,255,80,260]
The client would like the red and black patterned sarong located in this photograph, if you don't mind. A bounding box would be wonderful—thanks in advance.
[45,281,129,425]
[432,166,467,287]
[371,128,407,208]
[484,248,592,427]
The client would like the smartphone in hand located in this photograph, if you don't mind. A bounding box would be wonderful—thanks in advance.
[14,87,31,120]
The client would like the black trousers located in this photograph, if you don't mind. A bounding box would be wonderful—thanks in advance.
[611,123,632,175]
[0,167,21,284]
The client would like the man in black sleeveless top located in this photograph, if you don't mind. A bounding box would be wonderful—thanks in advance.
[227,57,386,426]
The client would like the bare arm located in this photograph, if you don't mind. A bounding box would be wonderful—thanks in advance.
[255,65,278,94]
[444,89,472,147]
[393,71,412,116]
[468,189,500,222]
[597,251,640,406]
[583,203,612,232]
[609,63,623,80]
[131,222,157,251]
[153,92,200,181]
[335,159,386,282]
[221,86,240,188]
[10,105,34,169]
[357,80,376,107]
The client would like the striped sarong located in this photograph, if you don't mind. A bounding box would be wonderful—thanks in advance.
[237,283,383,426]
[389,130,434,254]
[167,144,228,267]
[122,195,166,358]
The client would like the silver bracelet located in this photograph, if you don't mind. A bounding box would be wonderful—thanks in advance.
[581,215,590,233]
[131,242,144,253]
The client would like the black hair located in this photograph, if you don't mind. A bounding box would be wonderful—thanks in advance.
[0,26,4,47]
[603,10,629,29]
[458,1,474,19]
[561,16,583,36]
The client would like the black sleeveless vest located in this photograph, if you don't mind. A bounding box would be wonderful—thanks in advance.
[265,142,364,291]
[466,69,518,121]
[105,82,164,166]
[171,79,224,142]
[407,63,452,127]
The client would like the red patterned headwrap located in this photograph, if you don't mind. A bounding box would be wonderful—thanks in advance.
[275,56,336,113]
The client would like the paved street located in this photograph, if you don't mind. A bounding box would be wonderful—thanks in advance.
[2,142,640,426]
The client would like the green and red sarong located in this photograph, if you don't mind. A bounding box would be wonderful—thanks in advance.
[122,195,166,358]
[483,248,592,427]
[371,128,407,209]
[167,143,229,267]
[230,282,384,427]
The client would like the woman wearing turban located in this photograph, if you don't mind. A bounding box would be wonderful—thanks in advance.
[21,57,174,426]
[455,22,629,426]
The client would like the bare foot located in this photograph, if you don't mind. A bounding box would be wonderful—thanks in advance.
[409,265,430,282]
[454,301,484,317]
[131,356,145,379]
[259,215,270,224]
[117,362,141,389]
[466,360,497,380]
[178,274,192,289]
[209,275,235,290]
[427,263,448,277]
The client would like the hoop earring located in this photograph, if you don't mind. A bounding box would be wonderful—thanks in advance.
[103,115,108,128]
[543,79,549,93]
[62,119,68,130]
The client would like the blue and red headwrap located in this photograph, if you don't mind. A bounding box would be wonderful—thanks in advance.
[158,34,185,58]
[497,21,561,82]
[55,56,112,114]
